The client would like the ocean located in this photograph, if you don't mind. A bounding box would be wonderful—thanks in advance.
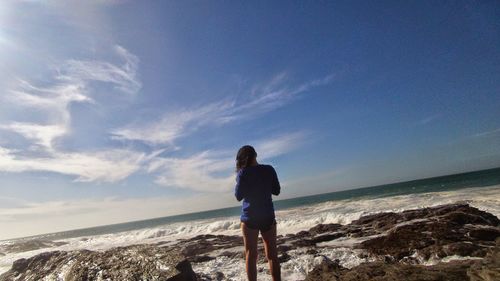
[1,167,500,279]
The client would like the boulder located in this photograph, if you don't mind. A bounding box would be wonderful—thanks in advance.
[305,259,476,281]
[0,244,197,281]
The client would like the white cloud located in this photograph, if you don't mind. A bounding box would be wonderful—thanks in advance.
[0,146,146,182]
[0,147,165,184]
[112,73,333,145]
[149,151,235,193]
[253,131,307,159]
[147,132,307,192]
[471,128,500,138]
[236,72,335,115]
[0,122,66,149]
[111,101,234,145]
[9,80,91,110]
[0,45,144,182]
[2,81,92,150]
[57,45,141,95]
[416,114,441,126]
[2,45,138,150]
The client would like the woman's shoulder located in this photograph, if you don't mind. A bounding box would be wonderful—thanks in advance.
[258,164,276,173]
[241,164,275,174]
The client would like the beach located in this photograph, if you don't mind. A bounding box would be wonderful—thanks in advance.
[1,181,499,280]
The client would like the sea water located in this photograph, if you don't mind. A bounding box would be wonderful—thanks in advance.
[1,168,500,279]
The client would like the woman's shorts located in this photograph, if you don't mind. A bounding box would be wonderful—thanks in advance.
[242,218,277,233]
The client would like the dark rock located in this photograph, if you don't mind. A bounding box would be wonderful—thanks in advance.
[276,244,292,252]
[308,224,343,236]
[354,203,500,260]
[278,251,291,263]
[306,259,476,281]
[311,233,345,244]
[304,204,500,281]
[305,248,318,255]
[469,227,500,241]
[219,250,243,259]
[176,234,242,260]
[3,203,498,280]
[197,271,224,281]
[305,259,344,281]
[467,238,500,281]
[188,255,214,263]
[442,242,488,257]
[0,244,197,281]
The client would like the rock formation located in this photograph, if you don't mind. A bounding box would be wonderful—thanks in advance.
[0,245,197,281]
[1,203,499,280]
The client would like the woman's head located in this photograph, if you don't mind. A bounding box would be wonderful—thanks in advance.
[236,145,257,172]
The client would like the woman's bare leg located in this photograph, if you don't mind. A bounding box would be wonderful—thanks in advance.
[241,222,259,281]
[261,224,281,281]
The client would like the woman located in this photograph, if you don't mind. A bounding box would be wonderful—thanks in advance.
[234,145,281,281]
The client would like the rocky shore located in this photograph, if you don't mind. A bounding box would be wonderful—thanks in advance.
[1,203,499,280]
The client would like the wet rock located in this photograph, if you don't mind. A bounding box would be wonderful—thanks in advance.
[311,233,345,244]
[442,242,488,257]
[3,203,498,280]
[306,259,476,281]
[176,234,242,259]
[355,204,500,260]
[305,259,344,281]
[467,238,500,281]
[0,244,197,281]
[469,227,500,241]
[304,204,500,281]
[197,271,225,281]
[188,255,214,263]
[308,224,343,236]
[278,251,291,263]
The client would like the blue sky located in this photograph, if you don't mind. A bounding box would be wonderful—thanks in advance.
[0,0,499,239]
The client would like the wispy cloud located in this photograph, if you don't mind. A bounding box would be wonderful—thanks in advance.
[0,146,147,182]
[0,45,144,182]
[416,113,441,126]
[112,72,333,145]
[253,131,307,159]
[471,128,500,138]
[237,72,335,116]
[9,80,92,110]
[147,132,307,192]
[0,123,66,149]
[2,45,139,150]
[148,150,235,192]
[111,100,234,146]
[57,45,141,95]
[2,80,92,150]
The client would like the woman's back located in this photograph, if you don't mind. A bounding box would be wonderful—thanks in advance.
[235,164,281,222]
[234,145,282,281]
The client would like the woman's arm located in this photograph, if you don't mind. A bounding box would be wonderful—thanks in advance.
[271,167,281,196]
[234,170,246,201]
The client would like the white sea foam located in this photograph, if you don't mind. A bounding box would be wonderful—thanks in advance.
[0,185,499,277]
[191,247,372,281]
[422,254,484,266]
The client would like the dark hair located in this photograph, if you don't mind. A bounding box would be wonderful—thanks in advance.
[236,145,257,172]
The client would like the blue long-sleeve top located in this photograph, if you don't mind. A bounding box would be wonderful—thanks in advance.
[234,164,281,222]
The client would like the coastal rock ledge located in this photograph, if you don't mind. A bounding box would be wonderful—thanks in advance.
[1,203,499,280]
[0,245,197,281]
[305,239,500,281]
